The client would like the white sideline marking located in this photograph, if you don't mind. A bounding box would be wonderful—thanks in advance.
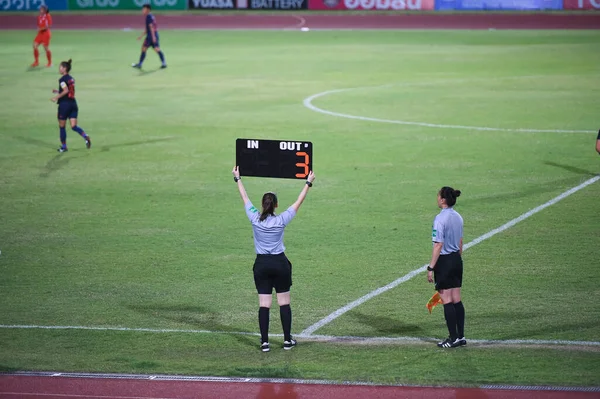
[0,324,599,347]
[300,175,600,336]
[303,83,594,134]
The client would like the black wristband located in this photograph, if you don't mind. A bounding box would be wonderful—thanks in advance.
[306,181,313,187]
[427,266,434,271]
[234,177,240,183]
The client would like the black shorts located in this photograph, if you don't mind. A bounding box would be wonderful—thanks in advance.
[434,251,463,291]
[57,102,78,120]
[253,253,292,295]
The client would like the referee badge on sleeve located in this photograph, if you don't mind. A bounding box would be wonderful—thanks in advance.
[249,206,258,213]
[432,229,437,238]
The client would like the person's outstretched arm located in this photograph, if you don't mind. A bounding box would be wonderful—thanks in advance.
[290,171,316,213]
[232,166,250,205]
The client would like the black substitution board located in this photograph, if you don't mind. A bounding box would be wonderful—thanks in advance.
[236,139,313,179]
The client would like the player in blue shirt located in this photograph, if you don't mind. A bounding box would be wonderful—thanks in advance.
[51,59,91,153]
[131,4,167,69]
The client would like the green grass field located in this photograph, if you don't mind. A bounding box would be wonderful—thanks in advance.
[0,29,599,387]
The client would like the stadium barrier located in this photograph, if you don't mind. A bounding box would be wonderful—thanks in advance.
[5,0,600,14]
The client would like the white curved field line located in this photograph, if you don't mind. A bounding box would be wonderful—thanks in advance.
[300,174,600,336]
[303,79,594,134]
[1,324,599,347]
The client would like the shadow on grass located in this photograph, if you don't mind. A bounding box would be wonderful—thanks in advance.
[348,311,424,336]
[11,135,54,149]
[0,365,20,372]
[99,137,178,152]
[127,304,257,349]
[136,67,164,76]
[461,175,590,205]
[40,153,82,178]
[474,311,600,341]
[544,161,597,177]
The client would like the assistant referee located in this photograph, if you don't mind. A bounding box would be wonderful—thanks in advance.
[596,129,600,155]
[426,186,466,349]
[232,166,316,352]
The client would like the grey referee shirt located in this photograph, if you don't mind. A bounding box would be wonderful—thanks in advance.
[432,207,463,255]
[245,201,296,255]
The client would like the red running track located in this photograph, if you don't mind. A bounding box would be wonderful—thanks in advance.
[1,374,600,399]
[0,13,599,30]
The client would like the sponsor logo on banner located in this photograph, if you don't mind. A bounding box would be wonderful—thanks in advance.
[189,0,234,7]
[237,0,247,7]
[345,0,428,9]
[308,0,431,9]
[69,0,185,10]
[0,0,67,11]
[564,0,600,8]
[435,0,561,8]
[250,0,307,8]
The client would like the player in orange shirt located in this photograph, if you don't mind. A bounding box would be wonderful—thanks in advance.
[32,5,52,68]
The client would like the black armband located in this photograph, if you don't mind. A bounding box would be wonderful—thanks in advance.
[427,266,434,271]
[234,177,241,183]
[306,181,313,187]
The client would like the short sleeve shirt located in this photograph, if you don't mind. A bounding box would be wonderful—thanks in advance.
[245,201,296,255]
[432,207,463,255]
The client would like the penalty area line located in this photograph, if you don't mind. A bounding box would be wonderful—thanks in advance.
[299,174,600,336]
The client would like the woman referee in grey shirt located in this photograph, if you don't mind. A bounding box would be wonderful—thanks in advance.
[427,186,466,349]
[232,166,316,352]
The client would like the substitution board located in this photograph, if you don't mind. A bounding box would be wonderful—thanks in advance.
[236,139,313,179]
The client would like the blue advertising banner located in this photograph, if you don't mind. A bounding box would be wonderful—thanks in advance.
[435,0,561,9]
[0,0,68,11]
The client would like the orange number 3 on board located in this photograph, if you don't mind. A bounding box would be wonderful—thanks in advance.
[295,151,309,178]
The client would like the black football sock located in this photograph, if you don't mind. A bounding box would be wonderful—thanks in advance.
[454,301,465,338]
[279,304,292,342]
[259,307,270,343]
[443,303,458,341]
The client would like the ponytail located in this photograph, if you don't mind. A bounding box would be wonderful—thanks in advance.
[439,186,461,207]
[259,192,278,222]
[60,59,73,73]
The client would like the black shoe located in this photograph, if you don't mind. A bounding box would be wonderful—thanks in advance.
[260,342,270,352]
[437,337,460,348]
[283,339,296,350]
[457,337,467,346]
[161,64,167,69]
[85,136,91,149]
[57,147,68,153]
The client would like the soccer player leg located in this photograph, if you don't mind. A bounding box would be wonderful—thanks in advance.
[153,37,166,67]
[135,39,150,67]
[57,108,67,151]
[596,130,600,154]
[70,112,90,148]
[32,39,40,66]
[43,32,51,66]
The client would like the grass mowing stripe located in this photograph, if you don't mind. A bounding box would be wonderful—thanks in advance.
[300,175,600,336]
[1,325,599,347]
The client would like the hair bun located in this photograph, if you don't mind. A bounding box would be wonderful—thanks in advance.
[67,59,72,64]
[454,190,461,198]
